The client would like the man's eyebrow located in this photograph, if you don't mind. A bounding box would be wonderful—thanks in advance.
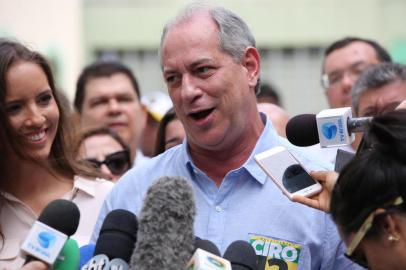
[163,58,213,73]
[328,60,367,75]
[190,58,213,69]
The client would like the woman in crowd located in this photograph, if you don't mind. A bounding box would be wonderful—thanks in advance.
[330,109,406,269]
[0,39,113,268]
[154,107,185,156]
[76,127,132,182]
[295,109,406,269]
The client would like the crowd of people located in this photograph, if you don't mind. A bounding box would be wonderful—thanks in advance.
[1,2,406,270]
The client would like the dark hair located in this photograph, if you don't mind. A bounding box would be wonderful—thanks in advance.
[324,37,392,67]
[0,39,98,246]
[0,39,97,179]
[256,82,281,106]
[74,61,141,113]
[331,109,406,238]
[76,126,132,168]
[154,107,178,156]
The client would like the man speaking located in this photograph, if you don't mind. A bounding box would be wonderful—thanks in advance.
[93,3,361,269]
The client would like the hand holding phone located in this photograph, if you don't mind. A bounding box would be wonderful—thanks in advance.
[254,146,322,200]
[291,171,338,212]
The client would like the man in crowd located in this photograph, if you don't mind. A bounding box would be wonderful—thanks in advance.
[93,4,362,269]
[305,37,392,165]
[351,61,406,150]
[321,37,392,109]
[74,61,149,166]
[353,63,406,117]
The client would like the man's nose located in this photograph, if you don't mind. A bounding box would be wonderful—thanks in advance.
[181,74,203,103]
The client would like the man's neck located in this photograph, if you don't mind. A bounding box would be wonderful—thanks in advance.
[190,119,264,187]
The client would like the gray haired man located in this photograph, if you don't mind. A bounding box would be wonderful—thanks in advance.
[352,63,406,117]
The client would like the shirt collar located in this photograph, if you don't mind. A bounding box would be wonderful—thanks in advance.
[181,113,280,185]
[72,176,98,197]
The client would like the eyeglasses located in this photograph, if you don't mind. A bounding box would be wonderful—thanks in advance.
[345,196,404,268]
[84,150,131,176]
[321,62,370,89]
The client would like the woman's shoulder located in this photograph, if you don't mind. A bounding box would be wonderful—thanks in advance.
[73,175,114,196]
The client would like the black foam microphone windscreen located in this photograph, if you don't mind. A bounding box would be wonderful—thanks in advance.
[286,114,319,147]
[94,209,138,263]
[129,176,196,270]
[38,199,80,237]
[223,240,258,270]
[23,199,80,265]
[194,238,221,256]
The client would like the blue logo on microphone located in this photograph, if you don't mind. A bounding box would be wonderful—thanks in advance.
[321,122,337,140]
[37,231,56,249]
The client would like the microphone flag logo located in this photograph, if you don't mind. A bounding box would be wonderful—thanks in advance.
[321,122,337,140]
[37,231,56,249]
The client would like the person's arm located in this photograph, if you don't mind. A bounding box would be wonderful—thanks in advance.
[291,171,338,212]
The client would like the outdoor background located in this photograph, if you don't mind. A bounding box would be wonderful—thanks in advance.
[1,0,406,115]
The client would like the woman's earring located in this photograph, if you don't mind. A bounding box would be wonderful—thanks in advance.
[388,234,400,242]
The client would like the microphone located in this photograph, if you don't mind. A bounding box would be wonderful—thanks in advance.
[187,248,232,270]
[223,240,258,270]
[53,238,80,270]
[79,244,96,269]
[286,107,372,147]
[21,199,80,266]
[129,176,196,270]
[81,209,138,270]
[194,238,221,256]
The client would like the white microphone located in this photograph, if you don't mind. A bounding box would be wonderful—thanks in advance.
[286,108,372,148]
[186,248,232,270]
[316,107,371,147]
[21,199,80,266]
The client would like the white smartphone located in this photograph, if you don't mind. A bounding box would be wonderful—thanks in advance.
[254,146,322,200]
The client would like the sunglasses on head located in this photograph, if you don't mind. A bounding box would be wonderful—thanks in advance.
[345,196,404,268]
[84,150,131,176]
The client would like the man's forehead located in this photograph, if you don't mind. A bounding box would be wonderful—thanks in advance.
[323,41,379,72]
[85,74,136,95]
[358,80,406,113]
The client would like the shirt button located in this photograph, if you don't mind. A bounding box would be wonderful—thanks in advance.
[215,206,222,212]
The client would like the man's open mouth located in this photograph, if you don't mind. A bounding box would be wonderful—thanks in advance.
[189,108,215,120]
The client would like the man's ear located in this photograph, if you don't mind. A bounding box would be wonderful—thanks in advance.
[242,47,260,91]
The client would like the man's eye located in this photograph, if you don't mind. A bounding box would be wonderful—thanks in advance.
[198,67,209,72]
[91,99,107,107]
[329,74,341,84]
[196,66,212,75]
[165,75,180,85]
[118,96,134,103]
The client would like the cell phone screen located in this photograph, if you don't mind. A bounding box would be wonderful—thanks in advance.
[260,150,317,193]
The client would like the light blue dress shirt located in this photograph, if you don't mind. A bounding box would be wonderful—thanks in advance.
[92,114,363,270]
